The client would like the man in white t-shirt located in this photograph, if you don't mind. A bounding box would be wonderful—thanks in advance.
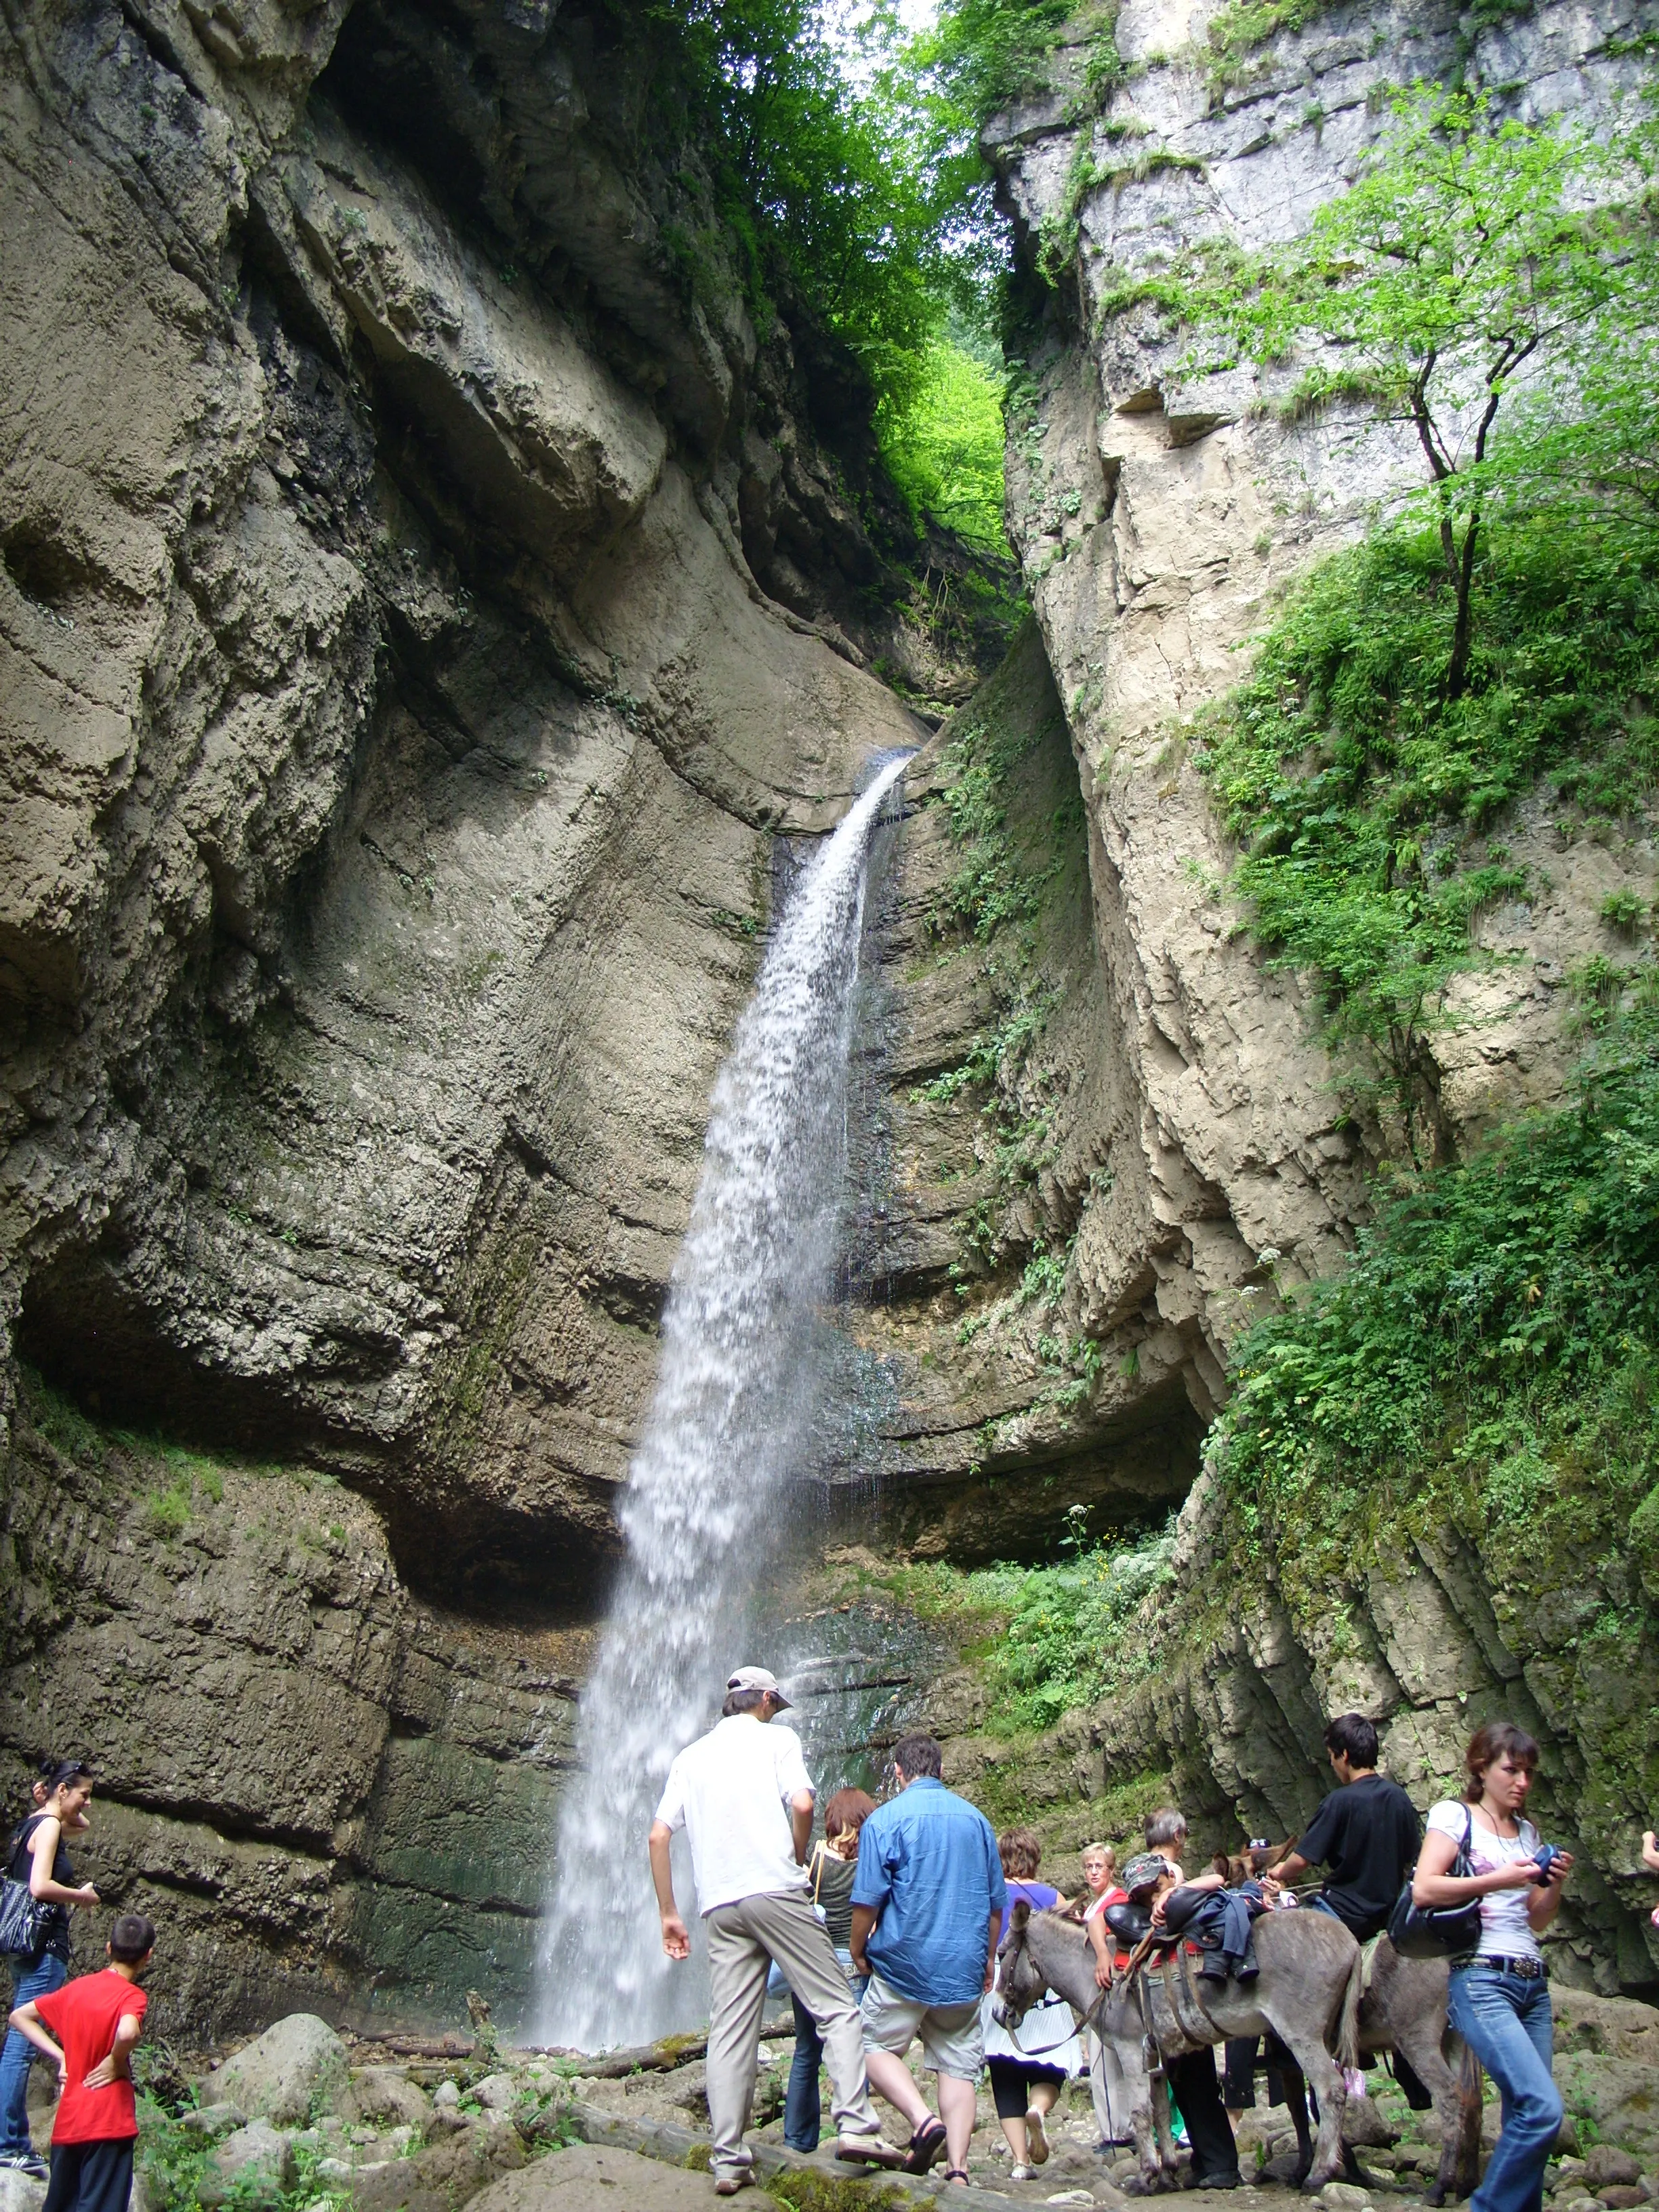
[649,1666,903,2195]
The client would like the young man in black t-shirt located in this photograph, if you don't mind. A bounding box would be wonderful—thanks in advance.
[1275,1714,1420,1942]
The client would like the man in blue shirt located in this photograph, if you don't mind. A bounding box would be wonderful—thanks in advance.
[849,1734,1006,2181]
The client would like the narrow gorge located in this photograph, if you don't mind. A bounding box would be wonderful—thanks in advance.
[3,0,1659,2060]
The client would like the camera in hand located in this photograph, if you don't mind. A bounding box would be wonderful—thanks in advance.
[1532,1842,1563,1885]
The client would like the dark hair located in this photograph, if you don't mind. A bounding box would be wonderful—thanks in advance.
[721,1687,771,1718]
[109,1914,155,1964]
[999,1826,1042,1879]
[1325,1714,1380,1769]
[823,1788,875,1843]
[891,1734,943,1782]
[1463,1721,1540,1801]
[1145,1807,1187,1849]
[37,1759,93,1797]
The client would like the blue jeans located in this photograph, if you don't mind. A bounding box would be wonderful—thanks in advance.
[1449,1965,1561,2212]
[0,1953,67,2154]
[785,1950,867,2152]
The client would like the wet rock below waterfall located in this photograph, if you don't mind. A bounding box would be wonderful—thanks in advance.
[199,2015,350,2125]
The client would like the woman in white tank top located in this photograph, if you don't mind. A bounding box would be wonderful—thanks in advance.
[1410,1722,1573,2212]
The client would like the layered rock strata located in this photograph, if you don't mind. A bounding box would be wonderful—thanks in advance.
[0,0,975,2027]
[866,0,1659,1986]
[975,0,1653,1355]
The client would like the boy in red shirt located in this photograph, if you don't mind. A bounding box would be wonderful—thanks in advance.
[8,1915,154,2212]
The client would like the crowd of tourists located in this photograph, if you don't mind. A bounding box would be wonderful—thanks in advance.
[0,1690,1590,2212]
[651,1667,1579,2205]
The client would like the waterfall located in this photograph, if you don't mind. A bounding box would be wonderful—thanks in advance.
[535,752,911,2051]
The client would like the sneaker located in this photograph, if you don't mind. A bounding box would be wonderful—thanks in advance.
[3,2156,47,2182]
[1025,2108,1050,2165]
[834,2135,907,2170]
[1010,2164,1039,2181]
[712,2173,755,2197]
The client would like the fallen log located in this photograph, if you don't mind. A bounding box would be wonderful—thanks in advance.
[351,2032,478,2059]
[512,2032,710,2078]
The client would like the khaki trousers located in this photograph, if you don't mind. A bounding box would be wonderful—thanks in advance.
[704,1889,880,2179]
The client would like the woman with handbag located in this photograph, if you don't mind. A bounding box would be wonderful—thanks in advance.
[782,1788,875,2154]
[0,1760,100,2177]
[1410,1722,1572,2212]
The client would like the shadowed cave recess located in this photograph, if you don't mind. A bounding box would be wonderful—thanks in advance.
[5,0,1659,2049]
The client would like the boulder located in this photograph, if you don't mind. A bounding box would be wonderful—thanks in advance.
[1320,2188,1373,2212]
[343,2070,432,2131]
[1554,1995,1659,2070]
[349,2118,529,2212]
[1343,2097,1399,2150]
[199,2121,299,2207]
[1591,2152,1646,2191]
[179,2106,247,2139]
[0,2171,47,2212]
[473,2074,518,2112]
[433,2081,462,2110]
[1554,2055,1659,2169]
[200,2016,349,2127]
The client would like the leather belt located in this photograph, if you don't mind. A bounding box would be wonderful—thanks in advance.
[1459,1954,1547,1979]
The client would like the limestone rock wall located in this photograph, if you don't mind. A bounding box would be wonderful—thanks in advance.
[880,0,1659,1990]
[0,1375,577,2033]
[972,0,1658,1397]
[0,0,960,2028]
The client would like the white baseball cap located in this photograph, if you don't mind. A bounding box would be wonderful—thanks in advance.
[727,1665,791,1709]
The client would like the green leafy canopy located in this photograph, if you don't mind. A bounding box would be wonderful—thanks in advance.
[642,0,1021,550]
[1178,86,1657,698]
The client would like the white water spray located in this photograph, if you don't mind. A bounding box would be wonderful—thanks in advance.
[535,754,909,2051]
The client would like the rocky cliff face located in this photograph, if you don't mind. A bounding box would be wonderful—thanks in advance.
[879,0,1659,1992]
[0,0,981,2032]
[4,0,1657,2039]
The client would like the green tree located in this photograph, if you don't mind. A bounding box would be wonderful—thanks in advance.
[1189,88,1639,699]
[648,0,939,409]
[876,333,1008,548]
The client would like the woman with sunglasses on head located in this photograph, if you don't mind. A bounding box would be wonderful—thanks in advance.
[0,1760,100,2177]
[1411,1723,1572,2212]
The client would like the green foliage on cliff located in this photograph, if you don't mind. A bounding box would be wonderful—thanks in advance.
[1212,1012,1659,1623]
[1177,89,1659,1147]
[855,1518,1178,1734]
[653,1,937,396]
[1183,87,1656,701]
[1193,510,1659,1151]
[649,0,1019,547]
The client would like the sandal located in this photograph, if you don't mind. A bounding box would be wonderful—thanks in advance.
[903,2118,948,2175]
[943,2167,970,2186]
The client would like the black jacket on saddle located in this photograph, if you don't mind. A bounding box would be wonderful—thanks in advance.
[1158,1883,1267,1982]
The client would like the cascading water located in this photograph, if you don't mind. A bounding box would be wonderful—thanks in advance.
[535,753,911,2051]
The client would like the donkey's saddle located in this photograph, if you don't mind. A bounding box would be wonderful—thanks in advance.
[1103,1901,1154,1944]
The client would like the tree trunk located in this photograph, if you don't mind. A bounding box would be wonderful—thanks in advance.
[1445,504,1482,703]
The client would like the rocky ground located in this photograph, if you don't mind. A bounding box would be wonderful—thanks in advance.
[3,1988,1658,2212]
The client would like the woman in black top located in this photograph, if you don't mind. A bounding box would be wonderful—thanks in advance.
[0,1760,100,2176]
[783,1787,874,2154]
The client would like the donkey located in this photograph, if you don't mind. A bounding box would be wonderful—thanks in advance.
[995,1902,1362,2194]
[1237,1942,1479,2203]
[1214,1847,1480,2200]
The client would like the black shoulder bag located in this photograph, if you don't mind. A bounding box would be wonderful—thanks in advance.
[0,1818,56,1961]
[1387,1805,1481,1960]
